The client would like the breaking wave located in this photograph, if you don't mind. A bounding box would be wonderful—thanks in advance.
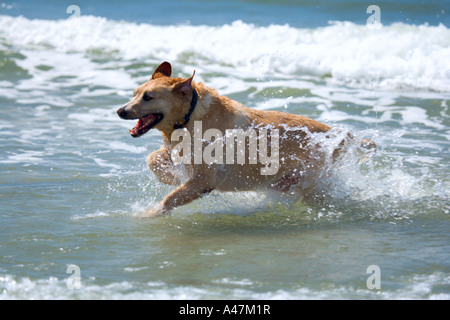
[1,15,449,91]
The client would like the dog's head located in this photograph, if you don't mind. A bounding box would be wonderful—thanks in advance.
[117,62,196,137]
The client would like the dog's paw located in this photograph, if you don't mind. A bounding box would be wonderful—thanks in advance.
[144,203,167,218]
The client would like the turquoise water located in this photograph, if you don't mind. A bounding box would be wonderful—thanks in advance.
[0,0,449,299]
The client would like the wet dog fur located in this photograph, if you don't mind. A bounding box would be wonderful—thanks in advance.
[117,62,375,217]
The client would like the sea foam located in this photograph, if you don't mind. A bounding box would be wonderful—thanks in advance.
[0,15,449,91]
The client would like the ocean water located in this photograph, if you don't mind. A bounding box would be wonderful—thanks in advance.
[0,0,449,300]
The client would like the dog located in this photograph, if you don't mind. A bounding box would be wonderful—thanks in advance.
[117,62,375,217]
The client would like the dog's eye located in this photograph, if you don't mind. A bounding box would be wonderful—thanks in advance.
[142,92,153,101]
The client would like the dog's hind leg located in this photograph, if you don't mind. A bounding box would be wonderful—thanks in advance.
[268,171,302,192]
[147,145,180,185]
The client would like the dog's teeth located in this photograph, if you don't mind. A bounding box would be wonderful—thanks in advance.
[143,115,155,127]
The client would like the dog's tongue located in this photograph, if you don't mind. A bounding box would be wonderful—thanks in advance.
[129,114,155,136]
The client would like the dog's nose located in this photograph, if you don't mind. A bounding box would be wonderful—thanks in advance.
[117,106,127,119]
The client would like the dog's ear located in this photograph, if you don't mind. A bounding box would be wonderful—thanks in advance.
[151,61,172,79]
[174,70,195,95]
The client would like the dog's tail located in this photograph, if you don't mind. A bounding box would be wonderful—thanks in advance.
[360,138,377,151]
[358,138,377,163]
[331,133,376,163]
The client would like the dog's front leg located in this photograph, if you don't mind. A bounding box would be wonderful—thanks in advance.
[145,177,215,217]
[147,145,180,186]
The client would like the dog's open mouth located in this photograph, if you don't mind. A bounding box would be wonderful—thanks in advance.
[129,113,164,137]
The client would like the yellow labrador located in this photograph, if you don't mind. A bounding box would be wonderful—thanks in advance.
[117,62,375,217]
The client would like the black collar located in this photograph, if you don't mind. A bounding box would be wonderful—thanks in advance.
[174,89,198,130]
